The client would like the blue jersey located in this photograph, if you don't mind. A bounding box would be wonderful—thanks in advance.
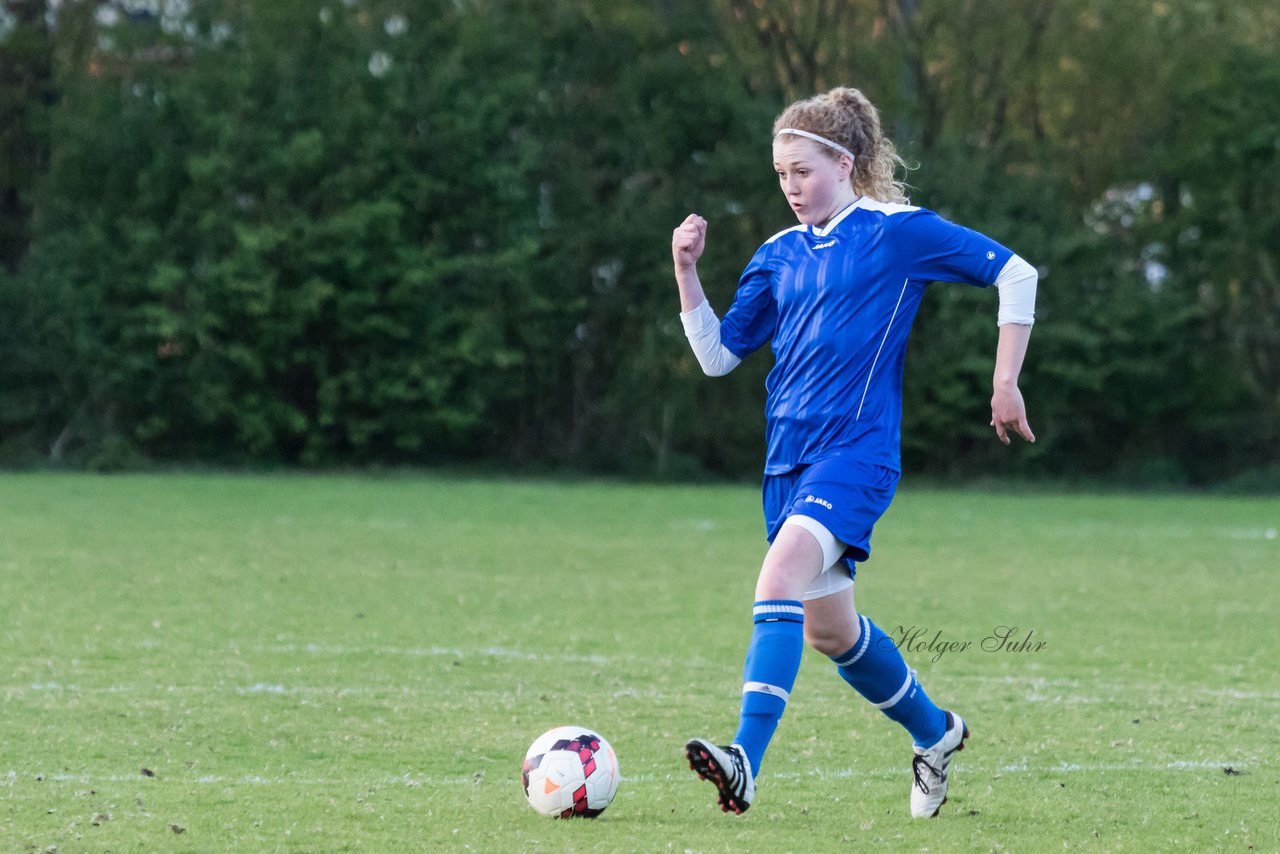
[720,197,1013,475]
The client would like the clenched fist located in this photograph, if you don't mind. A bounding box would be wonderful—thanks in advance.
[672,214,707,273]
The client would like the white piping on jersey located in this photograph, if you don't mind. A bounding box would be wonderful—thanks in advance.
[850,196,919,216]
[812,200,860,237]
[855,277,910,422]
[815,197,921,236]
[767,197,920,245]
[765,223,809,244]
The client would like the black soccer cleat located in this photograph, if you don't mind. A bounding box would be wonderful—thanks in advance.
[685,738,755,814]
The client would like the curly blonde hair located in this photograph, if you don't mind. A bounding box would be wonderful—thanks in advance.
[772,87,909,204]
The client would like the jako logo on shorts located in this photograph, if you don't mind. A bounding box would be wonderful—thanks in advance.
[804,495,833,509]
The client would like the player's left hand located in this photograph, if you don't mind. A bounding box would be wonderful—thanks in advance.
[990,384,1035,445]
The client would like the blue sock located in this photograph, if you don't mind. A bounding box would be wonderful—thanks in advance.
[831,614,946,747]
[732,599,805,776]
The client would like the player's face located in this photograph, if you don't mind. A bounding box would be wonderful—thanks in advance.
[773,138,853,226]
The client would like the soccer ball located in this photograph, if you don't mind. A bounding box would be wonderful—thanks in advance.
[521,726,620,818]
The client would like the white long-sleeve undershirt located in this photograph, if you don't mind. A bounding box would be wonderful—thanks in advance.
[679,299,742,377]
[680,254,1037,377]
[993,254,1038,327]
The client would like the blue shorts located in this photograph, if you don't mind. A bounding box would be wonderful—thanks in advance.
[762,454,900,577]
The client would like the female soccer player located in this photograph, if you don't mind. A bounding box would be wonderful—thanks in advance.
[672,87,1036,818]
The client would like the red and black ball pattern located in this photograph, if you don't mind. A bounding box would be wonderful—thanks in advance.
[527,734,606,819]
[520,753,542,796]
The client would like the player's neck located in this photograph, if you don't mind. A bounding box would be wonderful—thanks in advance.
[814,192,860,228]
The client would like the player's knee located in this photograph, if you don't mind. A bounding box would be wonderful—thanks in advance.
[804,620,855,657]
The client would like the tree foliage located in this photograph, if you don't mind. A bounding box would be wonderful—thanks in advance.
[0,0,1276,484]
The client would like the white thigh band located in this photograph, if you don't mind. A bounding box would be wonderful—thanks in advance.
[801,566,855,602]
[781,513,847,570]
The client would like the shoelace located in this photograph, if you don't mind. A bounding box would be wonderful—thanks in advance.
[912,752,942,795]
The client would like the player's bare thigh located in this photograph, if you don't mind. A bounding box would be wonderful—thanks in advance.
[754,523,826,601]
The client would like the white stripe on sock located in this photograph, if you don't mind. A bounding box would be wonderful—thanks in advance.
[874,671,915,710]
[743,681,790,703]
[834,615,872,667]
[753,603,805,618]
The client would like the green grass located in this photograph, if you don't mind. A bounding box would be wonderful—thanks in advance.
[1,473,1277,852]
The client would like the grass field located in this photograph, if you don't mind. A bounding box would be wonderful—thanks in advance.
[1,473,1277,852]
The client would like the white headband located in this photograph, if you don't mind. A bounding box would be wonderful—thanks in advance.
[775,127,856,162]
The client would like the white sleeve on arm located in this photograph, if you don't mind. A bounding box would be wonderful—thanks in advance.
[994,254,1038,326]
[680,299,742,377]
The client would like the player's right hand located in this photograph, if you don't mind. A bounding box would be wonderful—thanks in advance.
[672,214,707,272]
[990,383,1035,446]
